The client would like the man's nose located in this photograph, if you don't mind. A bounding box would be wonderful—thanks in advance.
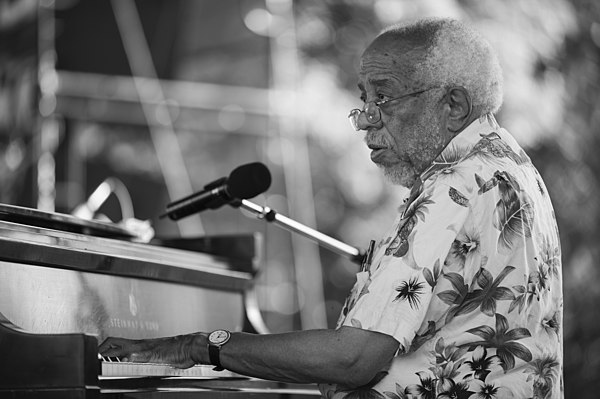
[355,110,382,131]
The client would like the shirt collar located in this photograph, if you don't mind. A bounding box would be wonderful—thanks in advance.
[419,113,499,182]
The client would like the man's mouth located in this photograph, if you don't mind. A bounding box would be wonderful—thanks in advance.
[368,143,387,151]
[367,144,390,163]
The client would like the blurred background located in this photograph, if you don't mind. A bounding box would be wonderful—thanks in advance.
[0,0,598,396]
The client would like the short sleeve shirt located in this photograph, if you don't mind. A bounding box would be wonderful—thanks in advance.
[319,115,563,399]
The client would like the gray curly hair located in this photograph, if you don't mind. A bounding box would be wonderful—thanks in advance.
[380,18,504,115]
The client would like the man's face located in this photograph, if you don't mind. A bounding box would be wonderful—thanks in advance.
[357,36,448,188]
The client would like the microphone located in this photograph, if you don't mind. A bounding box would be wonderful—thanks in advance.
[161,162,272,221]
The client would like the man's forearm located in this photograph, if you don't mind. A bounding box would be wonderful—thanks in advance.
[194,327,397,387]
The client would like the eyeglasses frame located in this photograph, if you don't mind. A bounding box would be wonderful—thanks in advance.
[348,86,440,131]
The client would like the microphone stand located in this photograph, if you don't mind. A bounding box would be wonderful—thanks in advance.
[233,199,365,265]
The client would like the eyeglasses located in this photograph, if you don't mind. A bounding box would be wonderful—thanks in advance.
[348,87,438,131]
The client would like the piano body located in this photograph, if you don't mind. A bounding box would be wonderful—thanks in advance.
[0,204,320,398]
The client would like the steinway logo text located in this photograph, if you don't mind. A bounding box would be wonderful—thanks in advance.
[109,317,160,331]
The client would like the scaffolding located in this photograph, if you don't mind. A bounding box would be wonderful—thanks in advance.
[31,0,328,331]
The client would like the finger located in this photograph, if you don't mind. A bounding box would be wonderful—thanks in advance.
[171,360,196,369]
[129,351,153,363]
[100,347,128,358]
[101,348,128,358]
[98,338,116,353]
[99,338,136,356]
[98,337,129,352]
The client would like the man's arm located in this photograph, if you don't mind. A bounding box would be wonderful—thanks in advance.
[99,326,399,388]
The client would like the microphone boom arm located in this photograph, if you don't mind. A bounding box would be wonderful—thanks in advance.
[235,199,364,265]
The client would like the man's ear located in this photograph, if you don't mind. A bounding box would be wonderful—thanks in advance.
[445,87,473,133]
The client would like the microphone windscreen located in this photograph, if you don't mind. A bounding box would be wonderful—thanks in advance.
[228,162,272,199]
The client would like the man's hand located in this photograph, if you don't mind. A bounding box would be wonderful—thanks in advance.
[98,333,207,369]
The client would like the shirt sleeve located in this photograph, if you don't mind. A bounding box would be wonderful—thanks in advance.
[339,177,473,350]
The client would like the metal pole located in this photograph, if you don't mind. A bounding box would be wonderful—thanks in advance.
[237,199,363,265]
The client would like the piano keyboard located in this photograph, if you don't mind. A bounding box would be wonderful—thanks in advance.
[98,356,322,397]
[100,355,247,379]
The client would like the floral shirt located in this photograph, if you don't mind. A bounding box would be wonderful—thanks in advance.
[319,115,563,399]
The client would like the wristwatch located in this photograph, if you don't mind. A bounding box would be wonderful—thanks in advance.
[207,329,231,371]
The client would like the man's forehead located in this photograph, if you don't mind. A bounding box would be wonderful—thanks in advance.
[358,36,420,87]
[356,74,399,90]
[358,55,412,88]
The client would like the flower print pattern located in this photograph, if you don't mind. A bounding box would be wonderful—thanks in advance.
[394,277,425,310]
[382,383,408,399]
[508,281,536,315]
[339,271,372,323]
[529,261,550,298]
[524,353,561,399]
[507,249,555,316]
[423,259,442,290]
[437,272,471,323]
[421,143,472,182]
[436,380,473,399]
[491,171,535,252]
[465,346,502,381]
[469,380,507,399]
[448,186,469,207]
[445,227,481,270]
[475,172,499,195]
[320,117,563,399]
[385,218,415,258]
[411,320,440,352]
[468,266,516,317]
[429,338,468,389]
[406,371,436,399]
[334,371,388,399]
[386,194,434,258]
[537,235,561,279]
[467,132,529,165]
[540,310,561,338]
[465,313,533,372]
[437,266,515,323]
[432,337,467,368]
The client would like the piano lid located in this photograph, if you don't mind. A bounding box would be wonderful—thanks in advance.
[0,208,266,344]
[0,203,136,239]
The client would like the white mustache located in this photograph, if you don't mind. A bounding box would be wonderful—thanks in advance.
[364,131,389,149]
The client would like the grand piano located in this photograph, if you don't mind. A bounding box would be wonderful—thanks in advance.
[0,204,321,398]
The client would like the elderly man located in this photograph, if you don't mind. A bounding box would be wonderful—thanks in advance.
[100,18,563,399]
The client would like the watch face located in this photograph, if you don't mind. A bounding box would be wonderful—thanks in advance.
[208,330,230,345]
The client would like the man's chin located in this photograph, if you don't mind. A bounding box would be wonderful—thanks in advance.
[379,164,417,188]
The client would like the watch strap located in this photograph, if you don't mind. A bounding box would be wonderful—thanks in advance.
[208,343,224,371]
